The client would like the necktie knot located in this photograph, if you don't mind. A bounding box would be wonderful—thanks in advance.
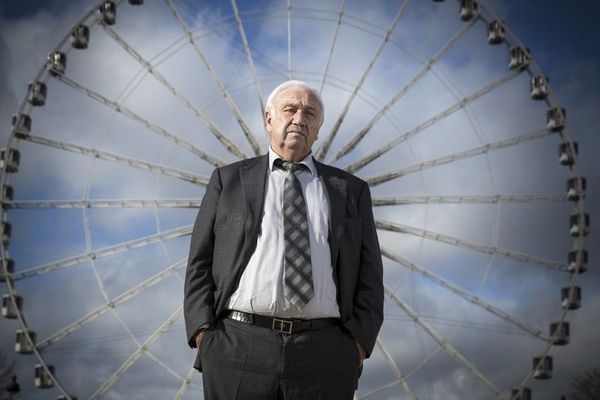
[275,159,307,174]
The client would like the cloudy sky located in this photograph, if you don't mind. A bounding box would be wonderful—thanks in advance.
[1,0,599,399]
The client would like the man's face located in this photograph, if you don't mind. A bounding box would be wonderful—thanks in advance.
[266,86,322,161]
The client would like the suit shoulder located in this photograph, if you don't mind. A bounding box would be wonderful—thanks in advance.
[216,155,267,174]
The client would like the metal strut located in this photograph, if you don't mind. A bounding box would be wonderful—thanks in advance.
[372,193,567,206]
[366,127,555,186]
[344,69,522,173]
[333,19,476,161]
[101,20,249,159]
[6,198,202,209]
[316,0,411,161]
[319,0,346,94]
[376,219,565,270]
[19,133,209,185]
[55,74,225,167]
[163,0,263,156]
[89,307,184,399]
[12,225,192,280]
[36,258,186,350]
[230,0,266,119]
[385,284,504,397]
[381,247,550,341]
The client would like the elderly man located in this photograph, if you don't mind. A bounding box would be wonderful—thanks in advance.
[184,80,384,400]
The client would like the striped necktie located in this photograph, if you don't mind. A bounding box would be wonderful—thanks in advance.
[275,159,314,310]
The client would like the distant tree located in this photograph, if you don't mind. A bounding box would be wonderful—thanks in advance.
[569,368,600,400]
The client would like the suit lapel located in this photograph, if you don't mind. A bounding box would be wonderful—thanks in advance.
[315,160,347,269]
[240,156,347,268]
[240,155,269,258]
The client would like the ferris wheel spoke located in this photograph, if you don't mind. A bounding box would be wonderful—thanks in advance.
[358,379,402,400]
[366,127,555,186]
[287,0,292,79]
[361,336,417,400]
[316,0,411,161]
[230,0,267,117]
[332,19,476,162]
[375,220,564,270]
[372,193,566,206]
[19,133,209,185]
[318,0,346,94]
[54,74,225,166]
[344,69,522,173]
[175,367,198,400]
[36,258,186,351]
[99,22,248,161]
[89,306,183,400]
[145,348,188,383]
[384,284,504,397]
[163,0,263,157]
[12,225,192,280]
[381,247,549,341]
[6,198,202,209]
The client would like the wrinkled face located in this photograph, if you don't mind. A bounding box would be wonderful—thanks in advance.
[266,86,323,161]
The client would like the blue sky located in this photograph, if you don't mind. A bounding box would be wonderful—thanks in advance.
[1,1,599,399]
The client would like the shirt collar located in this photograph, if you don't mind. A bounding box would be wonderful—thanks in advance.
[268,146,317,177]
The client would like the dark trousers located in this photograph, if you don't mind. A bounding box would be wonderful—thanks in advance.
[199,318,360,400]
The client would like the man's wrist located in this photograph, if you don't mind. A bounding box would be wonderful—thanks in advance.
[192,323,210,347]
[355,339,367,365]
[195,331,204,348]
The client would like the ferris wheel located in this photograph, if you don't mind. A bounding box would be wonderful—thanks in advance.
[0,0,589,399]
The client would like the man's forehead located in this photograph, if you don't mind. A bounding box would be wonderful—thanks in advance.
[276,86,320,107]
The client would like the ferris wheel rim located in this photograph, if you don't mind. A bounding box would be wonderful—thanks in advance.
[0,1,588,399]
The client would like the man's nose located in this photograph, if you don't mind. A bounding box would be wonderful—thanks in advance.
[292,110,306,126]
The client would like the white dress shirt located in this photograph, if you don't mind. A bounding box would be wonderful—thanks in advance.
[226,147,340,318]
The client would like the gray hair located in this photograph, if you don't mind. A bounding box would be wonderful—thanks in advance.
[265,80,324,126]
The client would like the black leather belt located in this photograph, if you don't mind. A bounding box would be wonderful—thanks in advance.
[226,310,339,335]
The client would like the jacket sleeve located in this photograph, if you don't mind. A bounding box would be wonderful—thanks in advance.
[345,181,384,357]
[184,168,221,348]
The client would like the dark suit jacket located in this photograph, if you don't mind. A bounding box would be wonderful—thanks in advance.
[184,154,384,362]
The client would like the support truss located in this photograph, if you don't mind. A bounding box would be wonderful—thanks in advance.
[375,220,564,270]
[55,74,225,167]
[101,20,249,159]
[89,307,183,399]
[6,198,202,209]
[230,0,266,118]
[319,0,346,94]
[372,193,566,206]
[36,258,186,350]
[316,0,411,161]
[384,284,504,398]
[334,19,476,161]
[345,70,522,173]
[18,133,209,185]
[366,127,555,186]
[162,0,262,156]
[381,247,549,341]
[358,337,417,400]
[12,225,192,280]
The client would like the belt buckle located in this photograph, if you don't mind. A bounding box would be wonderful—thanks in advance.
[272,318,293,334]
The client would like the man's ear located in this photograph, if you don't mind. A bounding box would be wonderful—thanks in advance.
[265,111,272,132]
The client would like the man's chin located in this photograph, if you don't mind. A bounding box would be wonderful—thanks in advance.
[286,132,306,141]
[284,137,307,148]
